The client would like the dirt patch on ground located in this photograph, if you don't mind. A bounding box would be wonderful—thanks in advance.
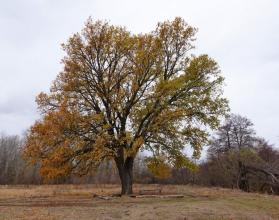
[0,184,279,219]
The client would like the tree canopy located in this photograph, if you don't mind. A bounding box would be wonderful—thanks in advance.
[23,17,229,194]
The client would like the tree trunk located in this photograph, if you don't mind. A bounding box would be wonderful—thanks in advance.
[115,156,134,195]
[237,161,249,192]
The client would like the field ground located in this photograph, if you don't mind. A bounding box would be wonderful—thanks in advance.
[0,184,279,220]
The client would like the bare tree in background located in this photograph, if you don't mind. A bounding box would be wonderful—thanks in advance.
[208,114,256,157]
[206,114,279,194]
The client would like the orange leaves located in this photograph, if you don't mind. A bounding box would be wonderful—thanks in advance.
[23,104,111,181]
[39,142,73,180]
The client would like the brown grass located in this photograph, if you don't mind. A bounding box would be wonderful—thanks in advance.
[0,184,278,219]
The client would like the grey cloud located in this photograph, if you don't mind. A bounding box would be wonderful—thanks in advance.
[0,0,278,145]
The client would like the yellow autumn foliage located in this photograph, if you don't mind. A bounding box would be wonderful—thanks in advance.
[22,17,228,187]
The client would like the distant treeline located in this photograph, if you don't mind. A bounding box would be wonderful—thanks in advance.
[1,114,279,194]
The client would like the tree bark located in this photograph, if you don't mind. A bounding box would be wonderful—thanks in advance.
[115,156,134,195]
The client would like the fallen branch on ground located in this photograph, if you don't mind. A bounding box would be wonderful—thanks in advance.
[130,194,184,198]
[92,194,113,200]
[139,188,162,195]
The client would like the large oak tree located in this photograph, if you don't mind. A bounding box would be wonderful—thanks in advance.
[23,17,228,194]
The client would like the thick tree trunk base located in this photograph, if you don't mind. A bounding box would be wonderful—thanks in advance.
[115,156,134,195]
[121,182,133,195]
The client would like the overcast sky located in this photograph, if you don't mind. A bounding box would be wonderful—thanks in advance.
[0,0,279,146]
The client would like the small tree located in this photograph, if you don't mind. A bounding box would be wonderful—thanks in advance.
[208,114,256,157]
[207,114,279,193]
[23,17,228,194]
[207,114,257,189]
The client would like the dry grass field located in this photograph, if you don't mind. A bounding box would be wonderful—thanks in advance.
[0,184,279,220]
